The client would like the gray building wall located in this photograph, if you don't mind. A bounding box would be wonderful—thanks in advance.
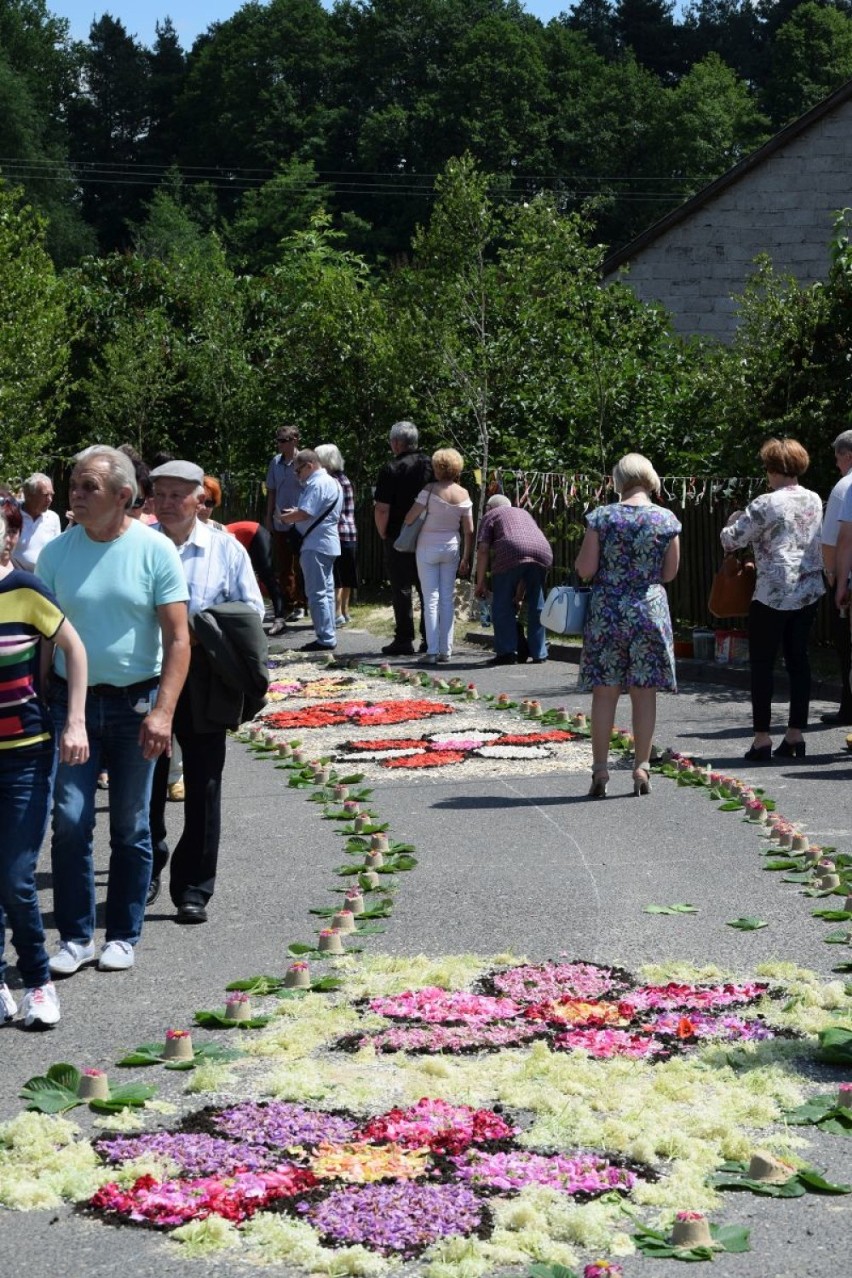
[606,95,852,343]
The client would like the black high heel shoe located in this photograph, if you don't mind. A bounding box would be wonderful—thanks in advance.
[743,743,771,762]
[773,739,805,759]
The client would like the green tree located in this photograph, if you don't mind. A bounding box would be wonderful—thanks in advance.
[0,1,93,263]
[248,210,403,484]
[64,242,256,476]
[615,0,684,79]
[763,2,852,127]
[566,0,619,60]
[393,155,702,508]
[705,209,852,491]
[142,18,187,170]
[653,53,768,189]
[0,182,69,480]
[440,13,554,173]
[67,15,152,249]
[176,0,340,186]
[228,159,333,271]
[131,168,220,261]
[681,0,762,82]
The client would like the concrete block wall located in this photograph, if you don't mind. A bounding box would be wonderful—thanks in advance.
[612,96,852,342]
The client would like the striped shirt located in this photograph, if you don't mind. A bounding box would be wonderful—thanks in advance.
[0,570,64,752]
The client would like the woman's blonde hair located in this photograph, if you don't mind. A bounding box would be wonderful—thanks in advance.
[432,448,464,481]
[759,437,809,477]
[612,453,660,497]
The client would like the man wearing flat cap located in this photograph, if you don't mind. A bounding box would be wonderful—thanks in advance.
[38,445,190,977]
[148,459,266,923]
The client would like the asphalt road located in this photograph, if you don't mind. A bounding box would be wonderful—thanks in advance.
[2,620,850,1277]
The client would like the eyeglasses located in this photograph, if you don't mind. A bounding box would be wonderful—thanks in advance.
[294,462,310,474]
[203,499,216,507]
[276,435,296,443]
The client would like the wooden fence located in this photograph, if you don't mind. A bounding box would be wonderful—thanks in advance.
[351,470,834,644]
[49,462,834,645]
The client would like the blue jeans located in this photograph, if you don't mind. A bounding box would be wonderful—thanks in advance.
[50,682,157,947]
[300,548,337,646]
[0,748,55,988]
[492,564,548,660]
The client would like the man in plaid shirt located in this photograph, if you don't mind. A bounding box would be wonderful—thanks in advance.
[475,495,553,665]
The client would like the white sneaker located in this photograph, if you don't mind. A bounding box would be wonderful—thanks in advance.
[98,940,135,971]
[21,983,60,1028]
[0,982,18,1023]
[49,940,96,976]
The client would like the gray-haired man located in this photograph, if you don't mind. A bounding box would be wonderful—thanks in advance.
[373,421,433,655]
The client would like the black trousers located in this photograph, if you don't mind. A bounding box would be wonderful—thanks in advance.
[748,599,818,733]
[384,541,425,642]
[149,693,227,906]
[247,526,285,619]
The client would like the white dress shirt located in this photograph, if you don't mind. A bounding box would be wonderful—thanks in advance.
[154,518,264,618]
[13,508,62,572]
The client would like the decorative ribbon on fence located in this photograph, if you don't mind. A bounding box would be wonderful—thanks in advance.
[487,471,764,515]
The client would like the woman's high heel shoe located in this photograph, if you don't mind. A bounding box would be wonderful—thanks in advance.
[773,738,805,759]
[632,763,652,796]
[588,767,609,799]
[744,743,772,762]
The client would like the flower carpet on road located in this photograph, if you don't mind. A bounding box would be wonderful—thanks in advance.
[3,954,851,1275]
[4,658,852,1276]
[251,657,591,778]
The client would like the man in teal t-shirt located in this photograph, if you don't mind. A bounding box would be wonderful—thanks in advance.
[38,446,190,977]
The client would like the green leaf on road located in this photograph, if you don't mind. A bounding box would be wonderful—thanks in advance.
[782,1094,852,1135]
[727,917,769,930]
[818,1025,852,1064]
[89,1082,157,1113]
[644,903,698,914]
[19,1063,82,1114]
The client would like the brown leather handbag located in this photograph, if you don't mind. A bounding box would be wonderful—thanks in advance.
[708,553,756,618]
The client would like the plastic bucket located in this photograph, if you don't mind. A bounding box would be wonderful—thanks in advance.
[692,628,716,661]
[715,629,748,665]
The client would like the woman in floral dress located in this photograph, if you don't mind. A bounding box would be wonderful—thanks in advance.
[576,454,681,797]
[720,438,824,761]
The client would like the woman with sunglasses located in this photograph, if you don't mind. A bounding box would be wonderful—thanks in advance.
[199,476,224,529]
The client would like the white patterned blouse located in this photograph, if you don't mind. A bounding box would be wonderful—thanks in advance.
[720,486,825,611]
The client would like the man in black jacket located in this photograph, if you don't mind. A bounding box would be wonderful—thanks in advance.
[373,420,433,656]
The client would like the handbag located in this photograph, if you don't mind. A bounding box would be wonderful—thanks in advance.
[541,583,591,636]
[393,488,432,553]
[708,553,756,618]
[284,525,303,553]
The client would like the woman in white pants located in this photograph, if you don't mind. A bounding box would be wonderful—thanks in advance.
[403,448,473,663]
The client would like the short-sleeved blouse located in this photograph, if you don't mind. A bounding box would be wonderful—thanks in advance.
[720,487,824,611]
[415,487,472,550]
[587,502,681,593]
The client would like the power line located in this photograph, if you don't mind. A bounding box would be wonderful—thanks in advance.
[0,155,722,186]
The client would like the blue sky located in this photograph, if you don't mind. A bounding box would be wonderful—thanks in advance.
[54,1,570,48]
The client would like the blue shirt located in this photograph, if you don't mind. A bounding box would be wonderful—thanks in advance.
[266,454,301,530]
[38,521,188,685]
[152,519,265,619]
[298,470,342,556]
